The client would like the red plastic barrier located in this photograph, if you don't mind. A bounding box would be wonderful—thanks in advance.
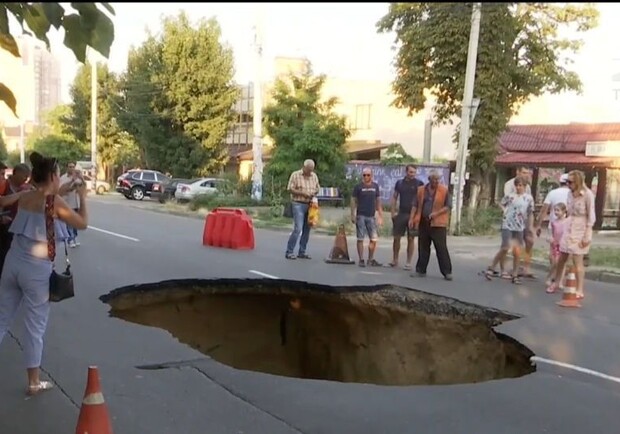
[231,212,255,250]
[203,208,253,250]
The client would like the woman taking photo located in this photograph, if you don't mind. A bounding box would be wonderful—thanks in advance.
[0,152,88,396]
[546,170,595,299]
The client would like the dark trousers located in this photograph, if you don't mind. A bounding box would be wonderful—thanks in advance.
[0,226,12,276]
[416,218,452,276]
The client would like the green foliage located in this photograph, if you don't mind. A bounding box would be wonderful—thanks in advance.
[65,62,140,170]
[26,104,89,167]
[381,142,418,165]
[263,66,350,195]
[458,206,503,236]
[118,12,239,178]
[0,131,7,162]
[377,3,599,201]
[0,2,115,115]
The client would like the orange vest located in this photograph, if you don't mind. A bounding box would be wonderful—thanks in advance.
[413,184,450,228]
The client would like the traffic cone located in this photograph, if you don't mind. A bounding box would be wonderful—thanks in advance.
[75,366,114,434]
[557,265,581,308]
[325,224,355,264]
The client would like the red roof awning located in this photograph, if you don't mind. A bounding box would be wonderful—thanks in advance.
[495,152,617,167]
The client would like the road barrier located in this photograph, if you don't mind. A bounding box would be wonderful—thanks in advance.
[203,208,255,250]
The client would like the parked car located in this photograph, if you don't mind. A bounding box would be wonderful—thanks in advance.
[175,178,224,202]
[116,169,170,200]
[83,174,110,195]
[151,178,195,203]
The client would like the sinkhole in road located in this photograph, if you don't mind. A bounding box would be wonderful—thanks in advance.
[100,278,535,386]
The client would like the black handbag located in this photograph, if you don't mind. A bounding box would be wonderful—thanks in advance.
[45,196,75,303]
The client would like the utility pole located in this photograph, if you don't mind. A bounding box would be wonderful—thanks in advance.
[19,120,25,163]
[450,2,482,235]
[90,53,98,192]
[422,110,433,164]
[251,6,264,202]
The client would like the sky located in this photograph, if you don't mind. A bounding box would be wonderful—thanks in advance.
[38,2,620,157]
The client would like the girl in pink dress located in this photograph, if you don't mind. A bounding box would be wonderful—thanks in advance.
[545,203,567,290]
[547,171,595,299]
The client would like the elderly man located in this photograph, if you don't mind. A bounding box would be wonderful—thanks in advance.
[409,170,453,281]
[285,159,320,260]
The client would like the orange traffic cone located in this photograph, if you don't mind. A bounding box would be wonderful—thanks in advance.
[325,224,355,264]
[75,366,114,434]
[557,265,581,308]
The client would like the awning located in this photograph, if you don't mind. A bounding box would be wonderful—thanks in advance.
[495,152,617,167]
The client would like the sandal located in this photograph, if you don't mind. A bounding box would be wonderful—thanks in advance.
[368,259,382,267]
[384,262,398,268]
[358,260,366,267]
[27,381,54,396]
[546,282,558,294]
[484,268,498,280]
[500,272,511,279]
[511,275,522,285]
[576,293,585,300]
[403,264,412,271]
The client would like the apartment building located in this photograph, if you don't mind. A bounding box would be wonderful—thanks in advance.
[0,35,62,151]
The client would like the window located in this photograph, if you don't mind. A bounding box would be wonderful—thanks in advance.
[142,172,155,181]
[350,104,372,130]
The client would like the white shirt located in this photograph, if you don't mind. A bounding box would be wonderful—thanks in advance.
[543,186,570,227]
[60,174,80,209]
[504,177,532,197]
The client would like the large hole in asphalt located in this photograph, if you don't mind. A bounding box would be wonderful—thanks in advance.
[100,279,535,386]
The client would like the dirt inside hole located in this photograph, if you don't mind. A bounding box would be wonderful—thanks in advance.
[100,279,535,386]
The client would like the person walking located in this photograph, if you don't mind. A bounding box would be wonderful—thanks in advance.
[547,170,596,299]
[350,167,383,267]
[484,176,534,284]
[0,152,89,396]
[504,167,535,277]
[387,164,423,270]
[409,170,453,281]
[285,159,320,260]
[59,162,84,248]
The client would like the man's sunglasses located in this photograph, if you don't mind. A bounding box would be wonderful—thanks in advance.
[362,174,372,177]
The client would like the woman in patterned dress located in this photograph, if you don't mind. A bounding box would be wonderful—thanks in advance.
[546,170,595,298]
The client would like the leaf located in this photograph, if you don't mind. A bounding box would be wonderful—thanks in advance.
[22,3,52,48]
[42,2,65,29]
[0,33,20,57]
[0,82,18,117]
[86,9,115,58]
[100,2,116,16]
[62,14,88,62]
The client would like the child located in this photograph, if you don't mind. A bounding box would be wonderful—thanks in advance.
[545,203,568,292]
[485,176,534,284]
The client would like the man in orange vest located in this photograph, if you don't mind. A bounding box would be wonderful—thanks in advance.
[408,170,453,281]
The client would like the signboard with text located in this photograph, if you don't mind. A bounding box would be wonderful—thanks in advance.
[585,141,620,158]
[346,163,451,203]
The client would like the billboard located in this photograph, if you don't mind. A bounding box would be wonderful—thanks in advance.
[346,162,451,203]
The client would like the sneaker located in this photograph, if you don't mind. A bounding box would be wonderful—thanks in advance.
[358,260,366,267]
[74,240,81,247]
[444,274,453,281]
[69,241,77,248]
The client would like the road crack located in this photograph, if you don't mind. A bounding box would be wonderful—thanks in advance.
[8,331,80,408]
[191,365,306,434]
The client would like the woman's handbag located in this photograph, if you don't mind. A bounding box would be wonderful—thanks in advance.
[45,196,75,303]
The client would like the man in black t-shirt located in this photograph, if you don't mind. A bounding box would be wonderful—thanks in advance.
[351,168,383,267]
[388,164,424,270]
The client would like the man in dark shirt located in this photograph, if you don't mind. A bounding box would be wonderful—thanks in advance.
[0,164,31,275]
[351,168,383,267]
[389,164,424,270]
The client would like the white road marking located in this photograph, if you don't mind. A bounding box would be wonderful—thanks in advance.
[88,226,141,242]
[532,356,620,385]
[249,270,279,279]
[360,271,383,275]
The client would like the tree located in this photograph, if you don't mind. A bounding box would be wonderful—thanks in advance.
[0,2,115,116]
[0,131,7,162]
[27,105,89,167]
[118,12,239,177]
[64,62,139,176]
[377,3,599,209]
[381,143,418,165]
[263,68,350,196]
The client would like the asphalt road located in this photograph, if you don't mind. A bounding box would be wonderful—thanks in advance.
[1,194,620,434]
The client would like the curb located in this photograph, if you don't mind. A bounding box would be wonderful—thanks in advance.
[126,202,620,285]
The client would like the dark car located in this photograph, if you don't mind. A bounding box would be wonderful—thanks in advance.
[116,170,170,201]
[151,178,196,203]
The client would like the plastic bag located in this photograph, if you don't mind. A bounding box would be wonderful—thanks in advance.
[308,197,320,227]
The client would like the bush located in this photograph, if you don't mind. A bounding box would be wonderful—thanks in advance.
[458,206,502,236]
